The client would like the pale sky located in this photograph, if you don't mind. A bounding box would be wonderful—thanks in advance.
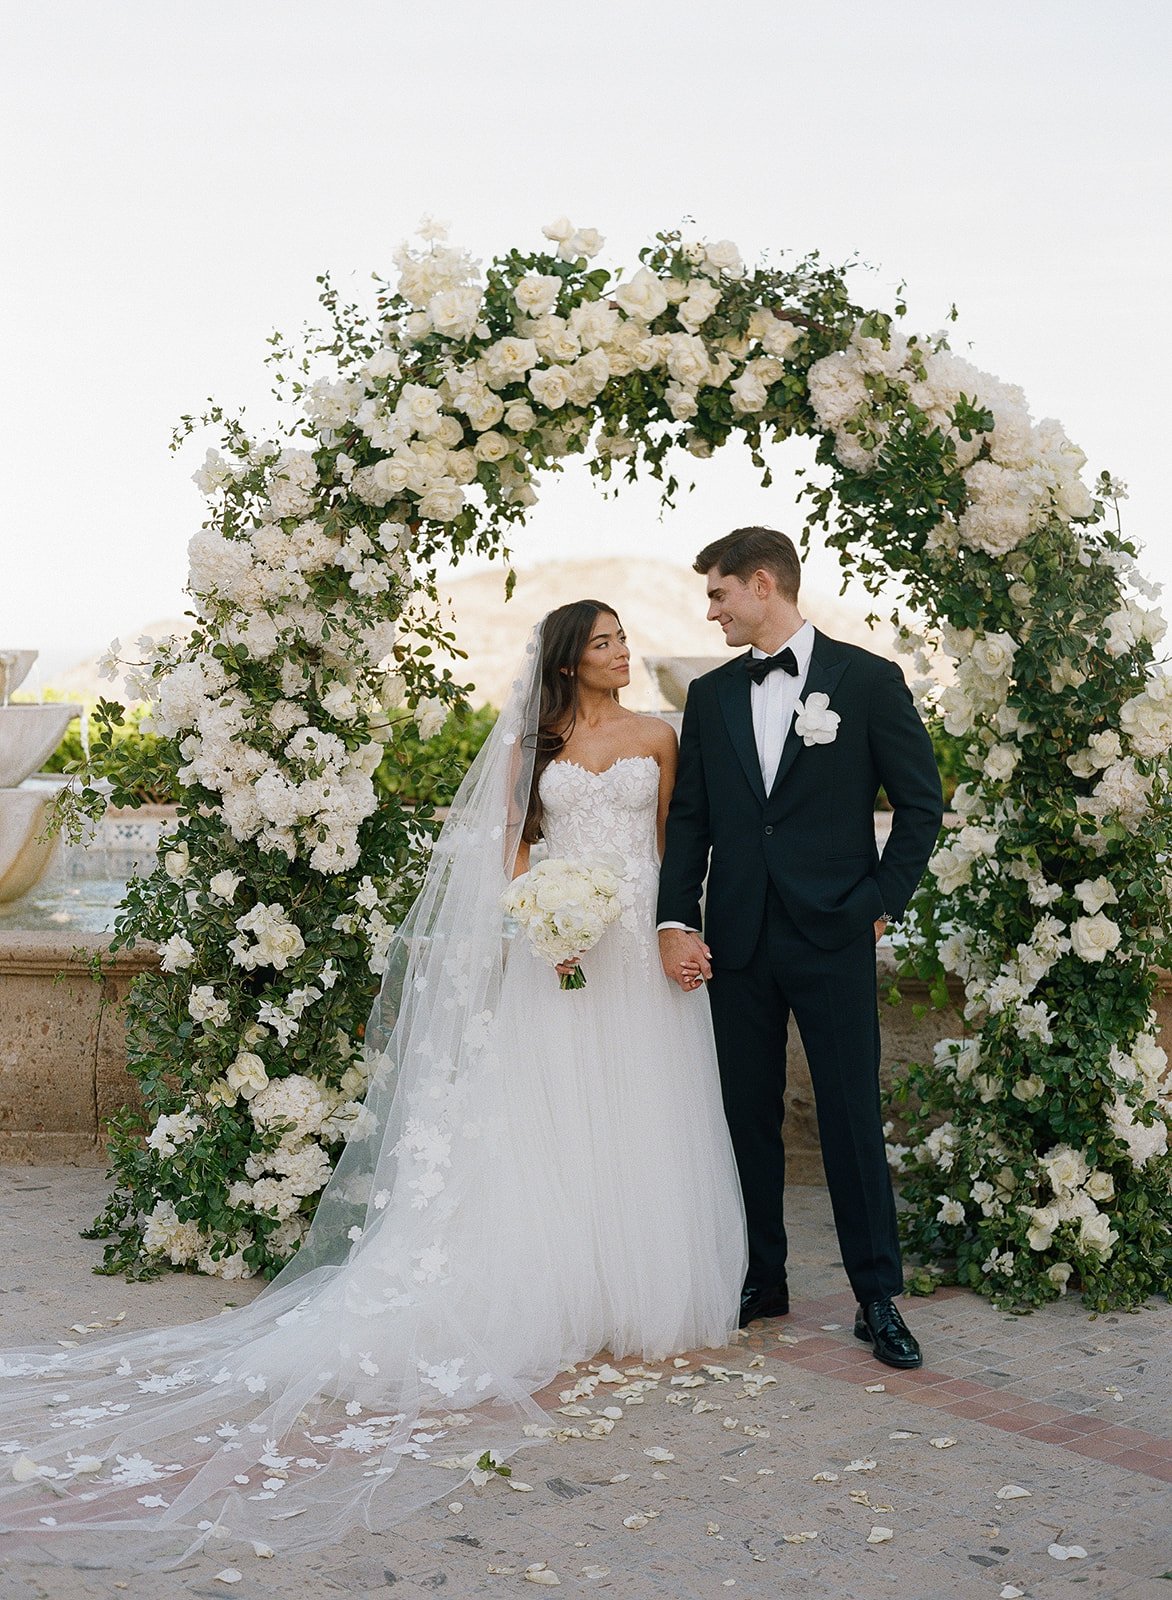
[2,0,1169,684]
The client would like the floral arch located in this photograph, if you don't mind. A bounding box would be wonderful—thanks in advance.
[80,218,1172,1310]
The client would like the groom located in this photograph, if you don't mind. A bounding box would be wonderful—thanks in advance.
[657,527,943,1368]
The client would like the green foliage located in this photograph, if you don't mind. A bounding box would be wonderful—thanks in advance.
[43,703,179,809]
[375,705,497,807]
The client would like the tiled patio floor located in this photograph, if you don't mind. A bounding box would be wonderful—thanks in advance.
[0,1168,1168,1599]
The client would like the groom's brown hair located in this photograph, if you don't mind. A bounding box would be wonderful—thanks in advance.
[693,526,802,602]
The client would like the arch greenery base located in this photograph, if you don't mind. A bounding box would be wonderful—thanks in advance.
[71,218,1171,1309]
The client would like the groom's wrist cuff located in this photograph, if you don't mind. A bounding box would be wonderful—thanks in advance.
[657,921,698,933]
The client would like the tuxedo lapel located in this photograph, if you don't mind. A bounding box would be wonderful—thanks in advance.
[716,657,766,805]
[766,630,849,801]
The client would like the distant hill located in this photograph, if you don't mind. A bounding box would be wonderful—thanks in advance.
[45,561,902,711]
[437,558,899,708]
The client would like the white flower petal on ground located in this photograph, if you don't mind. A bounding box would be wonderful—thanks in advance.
[867,1527,894,1544]
[996,1484,1032,1499]
[1049,1544,1088,1561]
[929,1437,957,1449]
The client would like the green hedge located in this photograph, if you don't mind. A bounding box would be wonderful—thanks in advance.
[374,705,498,807]
[44,701,958,815]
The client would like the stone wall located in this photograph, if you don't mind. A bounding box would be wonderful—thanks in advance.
[0,932,150,1162]
[1,931,1168,1177]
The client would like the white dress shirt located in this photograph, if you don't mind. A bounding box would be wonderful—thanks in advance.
[658,620,815,933]
[751,619,815,793]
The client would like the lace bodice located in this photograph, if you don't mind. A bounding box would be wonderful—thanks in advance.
[538,756,661,941]
[539,755,660,868]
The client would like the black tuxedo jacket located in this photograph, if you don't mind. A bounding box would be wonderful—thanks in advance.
[657,631,944,965]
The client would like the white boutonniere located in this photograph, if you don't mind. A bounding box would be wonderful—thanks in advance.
[793,691,840,746]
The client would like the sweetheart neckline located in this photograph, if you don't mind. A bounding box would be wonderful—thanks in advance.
[546,754,660,779]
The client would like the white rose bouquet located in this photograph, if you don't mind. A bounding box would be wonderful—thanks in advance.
[501,856,623,989]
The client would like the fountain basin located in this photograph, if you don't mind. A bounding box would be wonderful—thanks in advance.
[0,651,38,703]
[0,703,81,788]
[643,656,722,710]
[0,778,70,903]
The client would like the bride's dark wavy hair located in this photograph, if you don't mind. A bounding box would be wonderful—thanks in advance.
[523,599,623,844]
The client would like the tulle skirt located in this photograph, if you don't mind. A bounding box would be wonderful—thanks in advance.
[0,919,745,1566]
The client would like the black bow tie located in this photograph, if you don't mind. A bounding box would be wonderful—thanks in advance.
[746,647,799,685]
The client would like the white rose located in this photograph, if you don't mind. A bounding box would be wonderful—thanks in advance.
[758,316,802,359]
[612,268,669,324]
[702,239,744,277]
[983,743,1019,782]
[929,843,972,895]
[321,682,360,722]
[542,214,574,244]
[513,273,561,318]
[528,367,573,410]
[1078,1212,1118,1258]
[163,842,190,880]
[209,870,241,901]
[364,348,400,382]
[1085,1170,1115,1202]
[1042,1145,1090,1193]
[729,369,769,415]
[935,1196,965,1225]
[676,281,722,331]
[665,384,698,422]
[573,227,605,258]
[415,696,447,740]
[970,632,1018,678]
[1073,877,1118,915]
[567,300,620,349]
[226,1051,268,1100]
[664,332,711,387]
[417,482,465,521]
[427,285,483,340]
[473,430,510,463]
[1011,1075,1044,1102]
[482,336,539,388]
[503,399,537,432]
[1070,913,1122,962]
[159,935,195,974]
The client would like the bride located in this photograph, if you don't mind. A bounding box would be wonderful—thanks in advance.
[0,600,746,1565]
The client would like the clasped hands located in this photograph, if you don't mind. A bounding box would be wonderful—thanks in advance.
[660,918,889,991]
[658,928,712,992]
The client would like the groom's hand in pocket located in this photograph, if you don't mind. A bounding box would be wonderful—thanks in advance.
[659,928,713,991]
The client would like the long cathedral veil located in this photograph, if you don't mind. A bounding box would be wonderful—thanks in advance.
[0,625,552,1567]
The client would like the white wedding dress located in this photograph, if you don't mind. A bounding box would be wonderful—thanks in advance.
[0,751,745,1566]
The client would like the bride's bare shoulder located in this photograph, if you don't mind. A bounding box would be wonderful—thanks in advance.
[631,713,678,756]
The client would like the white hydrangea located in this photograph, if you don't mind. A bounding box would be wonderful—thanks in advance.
[249,1074,329,1138]
[142,1200,205,1265]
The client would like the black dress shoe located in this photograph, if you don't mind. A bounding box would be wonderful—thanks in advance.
[738,1280,790,1328]
[853,1297,923,1368]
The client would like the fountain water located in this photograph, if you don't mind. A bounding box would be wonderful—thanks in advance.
[0,651,80,903]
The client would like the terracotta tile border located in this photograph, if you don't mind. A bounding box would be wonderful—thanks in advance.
[753,1292,1172,1484]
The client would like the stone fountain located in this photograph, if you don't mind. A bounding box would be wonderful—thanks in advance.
[0,651,80,904]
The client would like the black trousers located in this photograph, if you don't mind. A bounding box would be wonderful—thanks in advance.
[706,885,903,1305]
